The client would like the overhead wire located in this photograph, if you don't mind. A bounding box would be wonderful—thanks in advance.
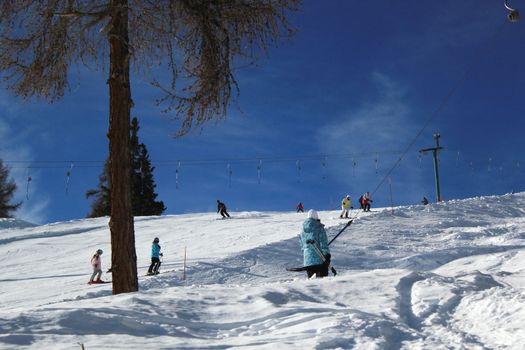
[330,15,515,243]
[0,7,519,208]
[1,149,404,169]
[370,19,510,200]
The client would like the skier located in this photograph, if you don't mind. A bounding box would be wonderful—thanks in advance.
[300,209,331,278]
[89,249,104,284]
[358,195,364,210]
[147,237,163,275]
[362,191,372,212]
[339,195,352,218]
[217,200,230,218]
[296,202,304,213]
[421,196,429,205]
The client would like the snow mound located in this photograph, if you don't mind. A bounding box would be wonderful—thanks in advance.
[0,218,37,230]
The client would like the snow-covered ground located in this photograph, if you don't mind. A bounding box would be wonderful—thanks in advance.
[1,193,524,349]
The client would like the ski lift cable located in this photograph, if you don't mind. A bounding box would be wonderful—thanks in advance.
[370,18,509,199]
[0,150,404,169]
[328,17,513,244]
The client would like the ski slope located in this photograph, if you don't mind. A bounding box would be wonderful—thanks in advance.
[0,193,524,349]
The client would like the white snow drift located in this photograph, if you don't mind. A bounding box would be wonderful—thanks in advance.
[0,193,524,349]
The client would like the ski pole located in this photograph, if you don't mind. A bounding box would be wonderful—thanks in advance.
[328,220,353,246]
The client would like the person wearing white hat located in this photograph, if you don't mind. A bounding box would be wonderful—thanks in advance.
[339,195,352,218]
[299,209,331,278]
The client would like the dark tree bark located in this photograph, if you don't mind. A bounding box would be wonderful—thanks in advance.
[107,0,138,294]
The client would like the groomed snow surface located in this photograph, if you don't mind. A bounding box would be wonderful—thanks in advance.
[1,193,524,349]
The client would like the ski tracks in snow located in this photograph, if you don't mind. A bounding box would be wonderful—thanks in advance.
[394,265,516,348]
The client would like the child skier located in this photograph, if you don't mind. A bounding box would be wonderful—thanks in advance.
[89,249,104,284]
[299,209,331,278]
[147,237,163,275]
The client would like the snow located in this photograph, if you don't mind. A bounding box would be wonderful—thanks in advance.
[1,193,524,349]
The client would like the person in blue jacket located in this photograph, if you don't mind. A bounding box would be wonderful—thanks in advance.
[147,237,163,275]
[299,209,331,278]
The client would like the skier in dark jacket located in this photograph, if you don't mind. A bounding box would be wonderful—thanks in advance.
[147,237,163,275]
[217,200,230,218]
[299,209,331,278]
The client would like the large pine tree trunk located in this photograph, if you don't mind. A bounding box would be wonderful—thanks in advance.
[108,0,138,294]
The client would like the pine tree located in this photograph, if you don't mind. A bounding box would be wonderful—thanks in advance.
[85,161,111,218]
[0,159,22,218]
[130,118,166,216]
[87,117,165,217]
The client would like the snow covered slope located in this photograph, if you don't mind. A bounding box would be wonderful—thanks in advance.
[0,194,524,349]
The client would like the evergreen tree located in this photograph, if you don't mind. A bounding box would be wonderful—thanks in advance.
[85,161,111,218]
[87,118,165,217]
[130,118,166,216]
[0,159,22,218]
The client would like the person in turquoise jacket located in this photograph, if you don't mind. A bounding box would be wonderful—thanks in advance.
[147,237,163,275]
[299,209,331,278]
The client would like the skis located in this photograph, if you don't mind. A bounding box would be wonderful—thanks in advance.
[144,268,178,276]
[145,272,161,276]
[87,280,110,285]
[286,264,324,272]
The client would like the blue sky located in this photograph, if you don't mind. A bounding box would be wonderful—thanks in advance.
[1,1,525,224]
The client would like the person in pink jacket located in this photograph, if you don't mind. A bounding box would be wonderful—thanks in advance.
[89,249,104,284]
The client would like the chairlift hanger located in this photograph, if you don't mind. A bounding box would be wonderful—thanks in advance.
[505,0,520,22]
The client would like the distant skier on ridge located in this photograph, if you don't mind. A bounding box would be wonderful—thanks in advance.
[296,202,304,213]
[362,192,372,212]
[217,200,230,218]
[299,209,331,278]
[340,195,352,218]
